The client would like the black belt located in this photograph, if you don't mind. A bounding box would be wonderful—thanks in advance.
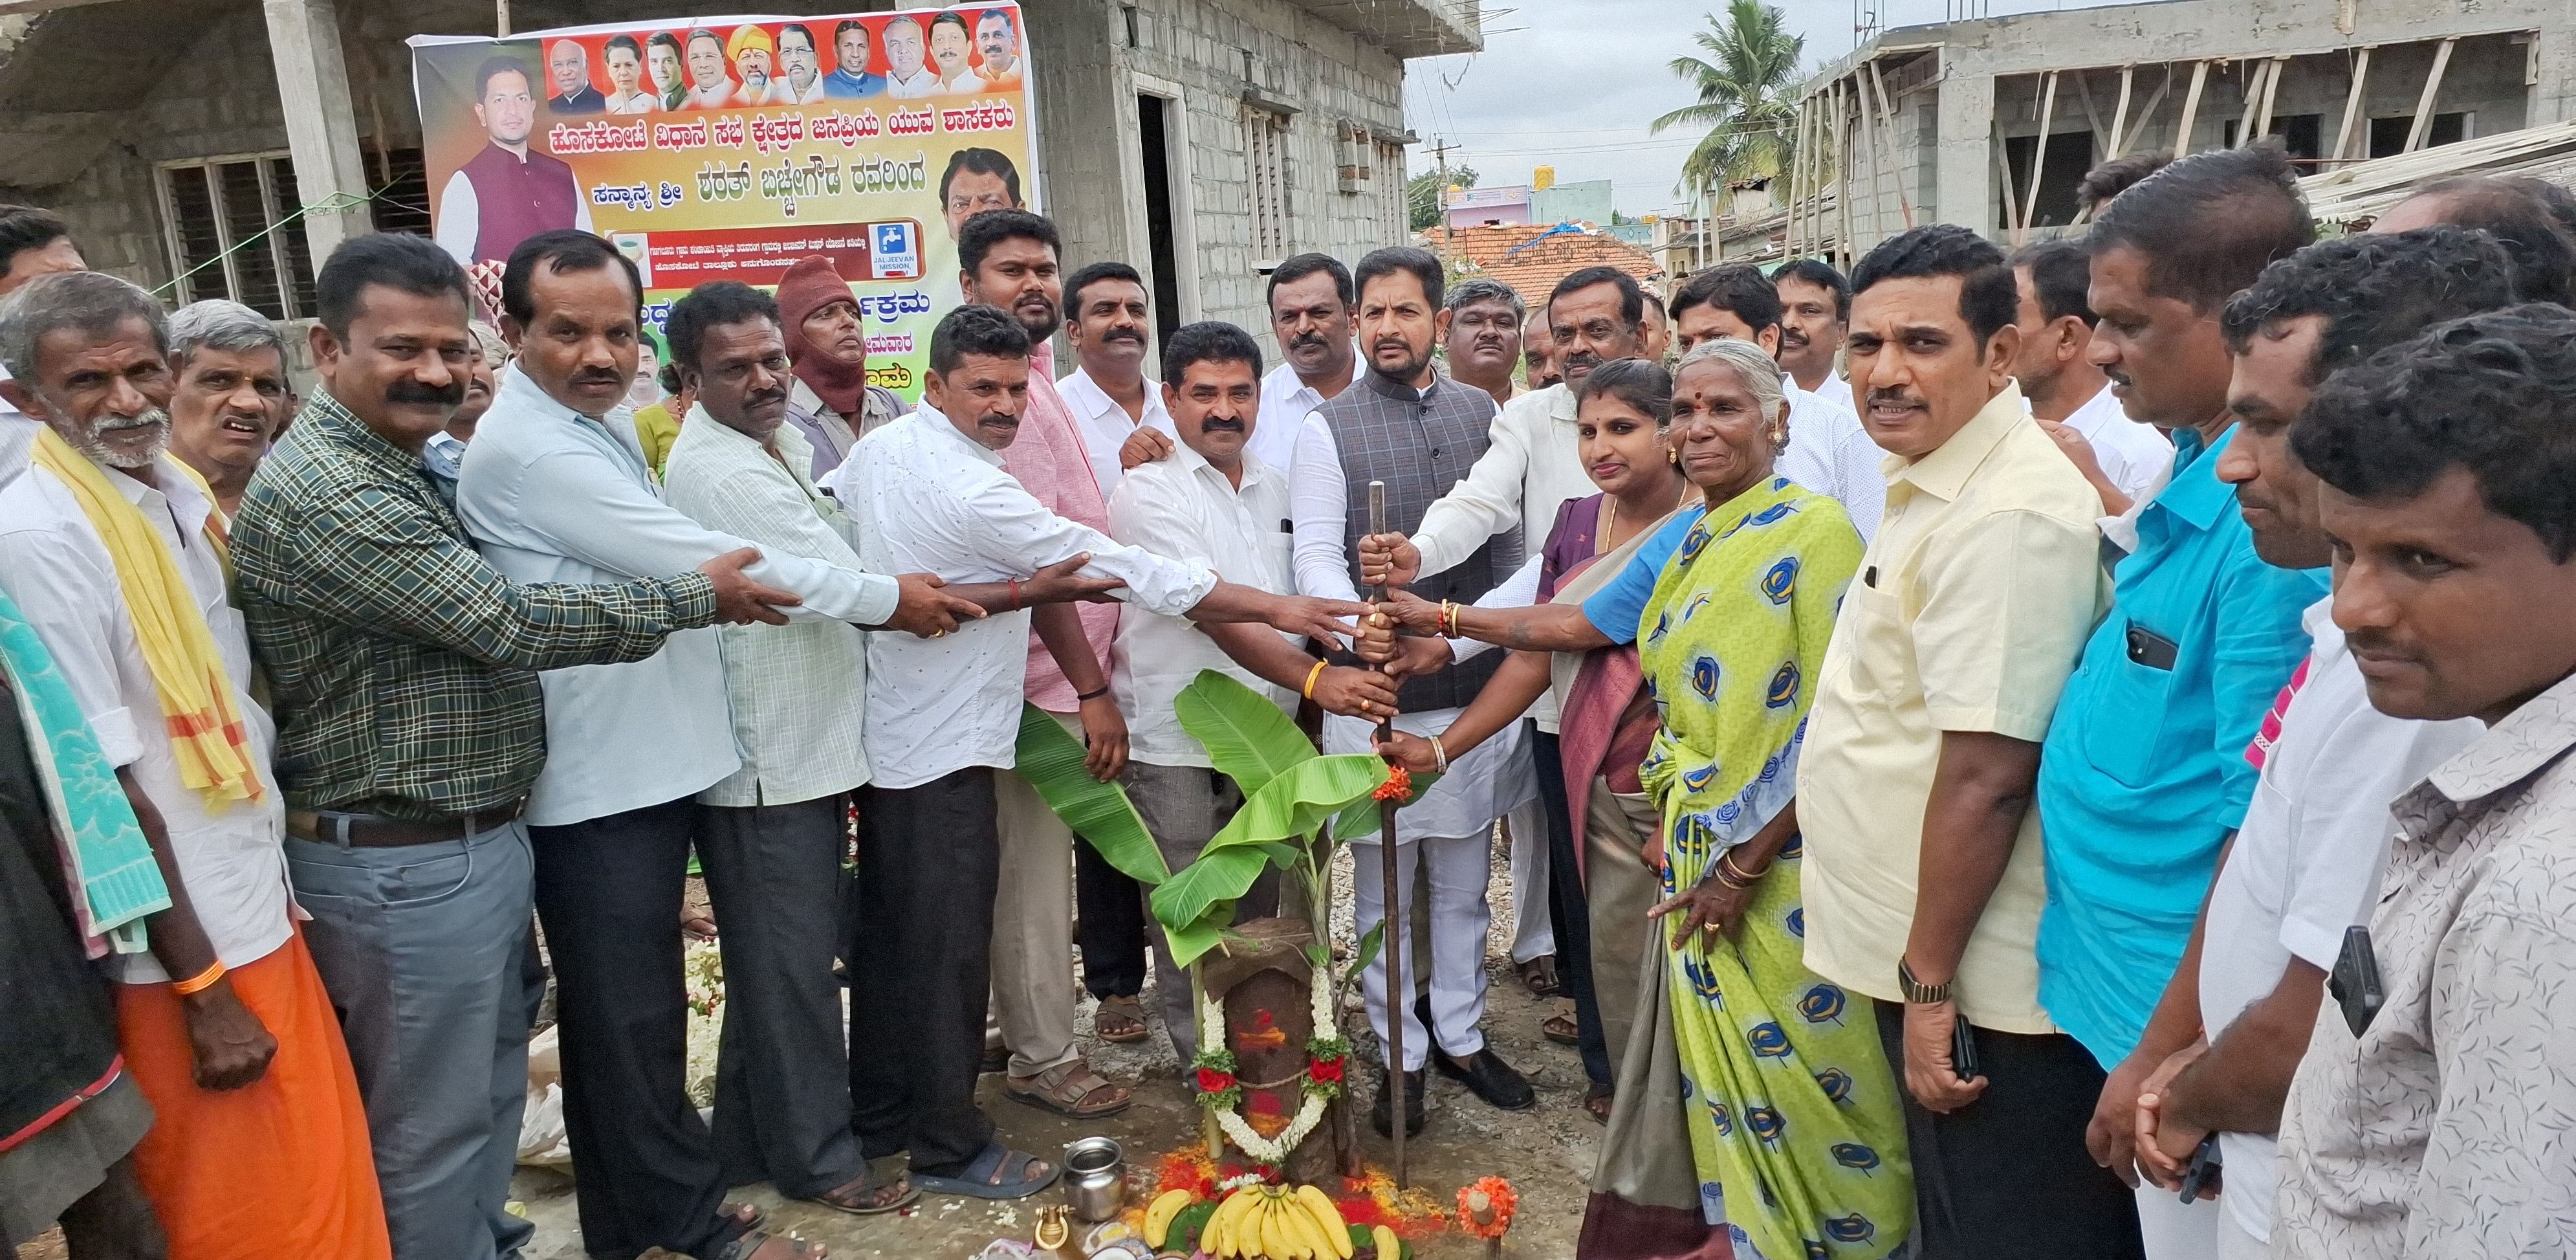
[286,797,527,848]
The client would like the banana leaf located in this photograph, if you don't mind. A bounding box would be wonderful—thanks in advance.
[1172,669,1316,799]
[1150,753,1389,965]
[1012,702,1168,885]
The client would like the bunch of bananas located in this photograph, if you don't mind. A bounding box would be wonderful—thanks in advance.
[1145,1182,1355,1259]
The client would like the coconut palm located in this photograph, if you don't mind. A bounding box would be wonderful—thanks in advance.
[1652,0,1805,201]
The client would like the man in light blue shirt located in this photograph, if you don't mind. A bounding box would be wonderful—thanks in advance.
[457,230,976,1260]
[2030,146,2328,1254]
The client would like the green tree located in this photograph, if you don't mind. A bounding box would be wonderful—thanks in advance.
[1652,0,1804,203]
[1406,163,1478,232]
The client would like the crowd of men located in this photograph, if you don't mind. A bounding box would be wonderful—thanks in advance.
[2,132,2575,1260]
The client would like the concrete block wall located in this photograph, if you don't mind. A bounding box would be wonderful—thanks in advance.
[1032,0,1410,359]
[10,0,1417,366]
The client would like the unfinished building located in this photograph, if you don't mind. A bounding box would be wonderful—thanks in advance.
[1745,0,2576,266]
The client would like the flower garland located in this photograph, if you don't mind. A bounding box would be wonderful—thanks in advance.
[1192,969,1352,1166]
[1456,1177,1518,1240]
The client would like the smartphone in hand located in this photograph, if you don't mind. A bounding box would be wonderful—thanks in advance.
[2330,925,2385,1037]
[1950,1012,1980,1081]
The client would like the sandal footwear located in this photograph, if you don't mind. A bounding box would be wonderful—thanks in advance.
[1518,955,1561,997]
[805,1167,919,1216]
[911,1142,1061,1201]
[1093,994,1150,1044]
[1583,1083,1614,1125]
[1540,1012,1581,1046]
[1004,1060,1133,1120]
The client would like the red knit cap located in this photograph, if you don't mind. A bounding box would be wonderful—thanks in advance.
[775,254,869,417]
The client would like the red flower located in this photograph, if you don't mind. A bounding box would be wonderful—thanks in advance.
[1195,1067,1236,1095]
[1372,765,1413,801]
[1309,1056,1345,1084]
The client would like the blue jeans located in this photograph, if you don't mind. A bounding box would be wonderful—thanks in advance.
[289,821,537,1260]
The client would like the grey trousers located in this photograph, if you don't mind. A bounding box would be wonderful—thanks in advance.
[1122,762,1273,1062]
[288,820,536,1260]
[692,795,865,1199]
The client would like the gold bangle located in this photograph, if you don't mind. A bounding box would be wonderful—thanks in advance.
[1721,850,1764,885]
[169,960,226,996]
[1428,735,1450,775]
[1302,660,1328,700]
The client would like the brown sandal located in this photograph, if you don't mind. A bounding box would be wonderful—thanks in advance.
[806,1167,919,1216]
[1518,955,1561,997]
[1003,1059,1133,1120]
[1093,994,1149,1044]
[1540,1012,1580,1046]
[1583,1083,1614,1124]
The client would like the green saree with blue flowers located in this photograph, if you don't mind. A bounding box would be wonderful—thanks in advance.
[1634,474,1910,1260]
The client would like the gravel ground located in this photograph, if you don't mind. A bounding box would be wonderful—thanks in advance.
[12,830,1598,1260]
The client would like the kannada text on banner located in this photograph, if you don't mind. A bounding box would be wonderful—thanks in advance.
[409,5,1037,401]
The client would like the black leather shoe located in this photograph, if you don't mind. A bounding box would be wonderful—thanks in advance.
[1370,1067,1428,1137]
[1435,1047,1536,1111]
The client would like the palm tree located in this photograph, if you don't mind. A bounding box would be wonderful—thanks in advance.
[1652,0,1805,205]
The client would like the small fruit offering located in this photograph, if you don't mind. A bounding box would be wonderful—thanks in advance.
[1143,1189,1197,1249]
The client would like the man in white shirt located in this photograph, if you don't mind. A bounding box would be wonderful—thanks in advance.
[1666,262,1886,542]
[2113,230,2507,1258]
[0,271,378,1255]
[880,15,939,98]
[825,303,1364,1197]
[655,281,923,1217]
[0,204,83,488]
[770,23,830,105]
[456,231,976,1258]
[1057,260,1173,498]
[2007,239,2175,514]
[1106,320,1397,1060]
[1774,257,1850,395]
[1247,252,1360,474]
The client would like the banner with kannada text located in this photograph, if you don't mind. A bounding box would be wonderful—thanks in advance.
[409,5,1039,401]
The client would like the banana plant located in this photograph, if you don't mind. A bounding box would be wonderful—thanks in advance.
[1152,670,1434,967]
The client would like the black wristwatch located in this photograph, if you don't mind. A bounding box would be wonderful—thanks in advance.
[1897,956,1952,1006]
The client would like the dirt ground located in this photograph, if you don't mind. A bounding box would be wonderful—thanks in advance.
[516,835,1602,1259]
[14,834,1601,1260]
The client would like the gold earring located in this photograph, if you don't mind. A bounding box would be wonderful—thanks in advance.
[1668,445,1682,465]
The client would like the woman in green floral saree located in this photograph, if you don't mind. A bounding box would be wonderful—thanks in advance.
[1622,339,1910,1260]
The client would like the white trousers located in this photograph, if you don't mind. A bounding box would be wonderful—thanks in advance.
[2213,1202,2267,1260]
[1505,795,1555,965]
[2135,1180,2221,1260]
[1351,830,1492,1070]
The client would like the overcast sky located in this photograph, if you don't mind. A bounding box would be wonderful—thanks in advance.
[1404,0,2110,216]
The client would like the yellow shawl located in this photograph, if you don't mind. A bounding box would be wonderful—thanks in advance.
[30,428,262,807]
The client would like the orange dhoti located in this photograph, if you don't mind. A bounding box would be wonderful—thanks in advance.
[116,928,391,1260]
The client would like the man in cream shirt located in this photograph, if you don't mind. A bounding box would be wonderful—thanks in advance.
[1795,226,2123,1255]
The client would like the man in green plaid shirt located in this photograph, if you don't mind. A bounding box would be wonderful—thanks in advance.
[228,232,793,1260]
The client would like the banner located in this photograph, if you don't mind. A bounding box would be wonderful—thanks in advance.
[409,5,1040,401]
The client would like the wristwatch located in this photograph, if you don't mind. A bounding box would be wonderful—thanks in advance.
[1897,956,1952,1006]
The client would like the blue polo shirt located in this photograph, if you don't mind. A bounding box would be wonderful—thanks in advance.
[2033,425,2327,1067]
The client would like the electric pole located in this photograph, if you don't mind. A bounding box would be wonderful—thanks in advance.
[1429,135,1459,245]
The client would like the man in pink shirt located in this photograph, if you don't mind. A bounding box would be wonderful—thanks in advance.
[957,209,1131,1118]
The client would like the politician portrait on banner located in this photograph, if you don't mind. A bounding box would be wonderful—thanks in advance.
[409,3,1038,402]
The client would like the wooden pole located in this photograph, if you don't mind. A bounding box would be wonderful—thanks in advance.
[1366,479,1406,1188]
[2107,63,2135,158]
[1868,58,1916,229]
[1855,71,1886,248]
[2331,46,2374,162]
[2404,38,2458,153]
[2233,58,2272,148]
[2174,60,2210,157]
[2258,56,2287,138]
[1835,81,1857,270]
[2020,71,2058,244]
[1997,118,2025,243]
